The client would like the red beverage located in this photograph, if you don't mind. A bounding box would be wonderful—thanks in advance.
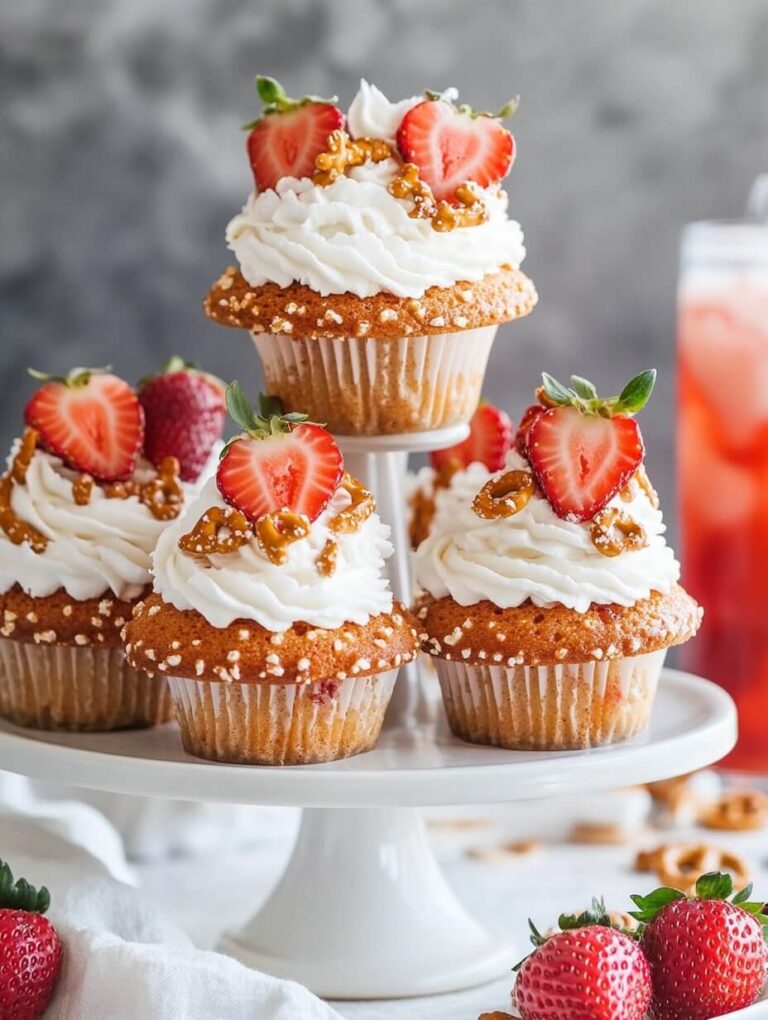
[678,222,768,771]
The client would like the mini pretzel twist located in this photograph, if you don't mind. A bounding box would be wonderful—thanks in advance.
[635,842,751,893]
[590,506,647,557]
[329,473,375,534]
[432,183,489,232]
[104,479,142,500]
[140,456,184,520]
[388,163,438,220]
[314,130,393,186]
[316,537,338,577]
[11,428,38,484]
[72,475,94,506]
[473,470,535,520]
[179,505,254,555]
[619,465,660,509]
[0,429,48,553]
[701,790,768,831]
[255,510,310,565]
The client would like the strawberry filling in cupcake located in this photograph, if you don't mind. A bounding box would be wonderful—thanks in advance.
[0,361,226,731]
[415,370,703,751]
[205,77,536,435]
[124,385,419,765]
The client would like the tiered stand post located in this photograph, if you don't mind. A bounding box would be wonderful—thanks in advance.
[218,425,517,999]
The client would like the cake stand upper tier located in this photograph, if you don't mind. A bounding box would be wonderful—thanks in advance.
[0,669,735,808]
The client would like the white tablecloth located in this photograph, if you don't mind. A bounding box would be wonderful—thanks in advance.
[3,774,768,1019]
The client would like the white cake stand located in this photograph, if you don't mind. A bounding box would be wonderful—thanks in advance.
[0,670,736,998]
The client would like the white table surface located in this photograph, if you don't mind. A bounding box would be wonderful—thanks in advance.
[131,798,768,1019]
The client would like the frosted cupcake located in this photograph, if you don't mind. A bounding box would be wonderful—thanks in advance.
[123,386,419,765]
[0,362,225,730]
[205,78,536,435]
[415,370,702,751]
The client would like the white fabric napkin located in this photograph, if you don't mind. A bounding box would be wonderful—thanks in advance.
[0,795,340,1020]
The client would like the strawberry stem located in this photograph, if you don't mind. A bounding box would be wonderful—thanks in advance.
[0,859,51,914]
[243,76,339,128]
[539,369,656,418]
[28,366,112,389]
[630,871,768,939]
[223,381,310,446]
[424,88,519,121]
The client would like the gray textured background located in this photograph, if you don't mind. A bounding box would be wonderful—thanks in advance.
[2,0,767,537]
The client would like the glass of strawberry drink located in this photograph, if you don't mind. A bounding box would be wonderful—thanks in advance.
[678,183,768,773]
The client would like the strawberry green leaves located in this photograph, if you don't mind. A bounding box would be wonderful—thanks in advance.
[224,382,310,445]
[0,859,51,915]
[539,369,656,419]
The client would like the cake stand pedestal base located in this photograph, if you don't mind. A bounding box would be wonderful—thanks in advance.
[218,805,513,999]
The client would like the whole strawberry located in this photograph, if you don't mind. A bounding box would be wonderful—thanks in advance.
[430,401,513,473]
[633,871,768,1019]
[139,356,226,482]
[0,859,63,1019]
[514,900,652,1020]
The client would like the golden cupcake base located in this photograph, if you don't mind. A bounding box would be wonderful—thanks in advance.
[0,638,172,731]
[434,650,666,751]
[168,669,398,765]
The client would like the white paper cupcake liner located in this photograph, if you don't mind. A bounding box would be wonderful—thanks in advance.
[0,638,172,731]
[434,650,666,750]
[251,326,498,435]
[168,668,398,765]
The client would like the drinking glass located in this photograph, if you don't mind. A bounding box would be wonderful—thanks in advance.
[678,178,768,772]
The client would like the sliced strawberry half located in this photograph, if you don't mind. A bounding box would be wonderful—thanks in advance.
[216,384,343,524]
[24,368,144,481]
[430,402,513,472]
[396,94,517,202]
[245,76,344,192]
[527,407,644,522]
[524,370,656,522]
[514,404,545,457]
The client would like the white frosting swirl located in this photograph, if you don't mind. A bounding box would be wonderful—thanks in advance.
[346,79,421,144]
[0,445,196,602]
[226,83,526,299]
[415,452,680,613]
[152,478,394,631]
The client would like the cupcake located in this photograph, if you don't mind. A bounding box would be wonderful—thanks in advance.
[0,361,226,730]
[415,370,702,751]
[408,400,514,548]
[204,77,537,435]
[123,385,419,765]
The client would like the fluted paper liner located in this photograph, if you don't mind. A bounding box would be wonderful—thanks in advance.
[0,638,172,731]
[251,326,498,435]
[435,650,666,750]
[168,669,398,765]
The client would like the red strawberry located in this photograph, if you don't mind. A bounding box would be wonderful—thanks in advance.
[24,367,144,482]
[634,872,768,1020]
[216,385,343,524]
[525,370,656,522]
[246,76,344,191]
[139,357,226,482]
[396,94,517,202]
[0,858,63,1020]
[514,404,544,457]
[514,902,652,1020]
[430,403,513,472]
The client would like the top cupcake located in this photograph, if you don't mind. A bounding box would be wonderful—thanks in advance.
[206,77,536,334]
